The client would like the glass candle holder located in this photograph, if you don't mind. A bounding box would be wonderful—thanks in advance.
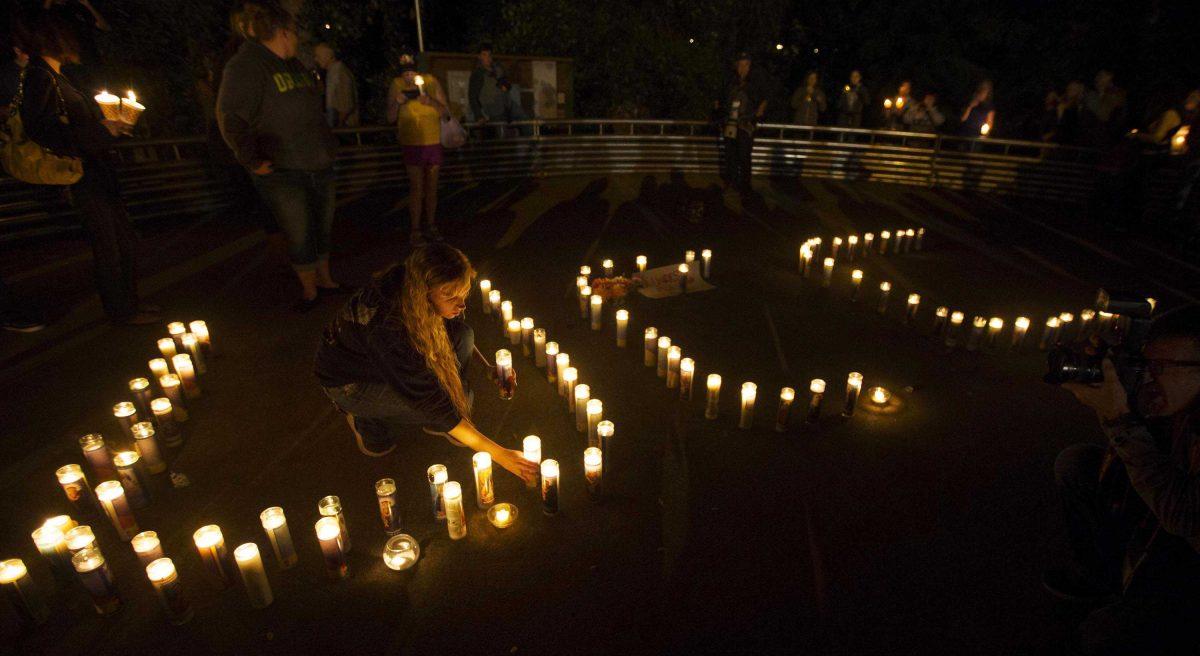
[775,387,795,432]
[656,336,671,378]
[193,524,232,587]
[1,559,49,627]
[584,447,603,499]
[574,384,591,433]
[868,386,892,406]
[172,354,200,399]
[495,349,514,400]
[181,333,206,375]
[544,342,559,383]
[488,289,501,315]
[112,451,149,508]
[157,337,177,361]
[563,368,578,414]
[56,464,97,516]
[521,317,534,357]
[96,480,138,540]
[680,358,695,401]
[131,422,166,474]
[167,321,186,348]
[965,316,986,351]
[318,495,352,553]
[44,514,76,534]
[128,377,153,418]
[555,352,571,397]
[158,374,190,422]
[72,548,120,615]
[705,374,722,420]
[443,481,467,540]
[843,372,864,416]
[146,557,193,624]
[597,421,614,471]
[500,299,514,324]
[1040,317,1061,350]
[259,506,298,569]
[821,257,835,287]
[472,452,495,509]
[807,378,827,422]
[667,346,682,389]
[863,233,874,252]
[108,403,134,449]
[906,293,921,323]
[701,248,712,278]
[643,327,658,367]
[522,436,541,490]
[540,460,560,516]
[590,294,603,331]
[877,281,892,314]
[383,534,420,570]
[427,465,448,518]
[149,357,170,381]
[1013,316,1031,347]
[479,279,492,313]
[830,237,843,261]
[31,525,73,581]
[506,319,521,346]
[131,531,164,568]
[188,320,212,355]
[150,398,182,447]
[487,504,518,529]
[849,269,864,301]
[739,382,758,429]
[79,433,116,482]
[234,543,273,609]
[800,246,812,276]
[933,306,949,336]
[586,399,604,449]
[636,255,647,272]
[615,309,629,347]
[376,478,401,535]
[846,236,858,261]
[987,317,1004,347]
[945,311,965,347]
[602,258,614,277]
[533,328,547,367]
[315,517,349,579]
[65,525,96,555]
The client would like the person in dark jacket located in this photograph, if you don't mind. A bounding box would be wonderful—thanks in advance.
[716,52,768,192]
[836,69,870,128]
[1049,306,1200,654]
[15,9,159,325]
[960,79,996,137]
[217,1,342,312]
[789,70,825,126]
[316,244,539,484]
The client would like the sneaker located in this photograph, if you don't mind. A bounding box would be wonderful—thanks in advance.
[1042,565,1117,604]
[2,312,46,333]
[348,414,396,457]
[422,426,463,446]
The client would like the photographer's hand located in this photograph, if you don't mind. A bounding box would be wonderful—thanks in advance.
[1062,358,1130,422]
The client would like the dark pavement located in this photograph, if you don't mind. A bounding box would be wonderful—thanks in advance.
[0,172,1196,655]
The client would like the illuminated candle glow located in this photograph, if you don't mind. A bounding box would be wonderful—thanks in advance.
[129,377,153,418]
[479,279,492,313]
[701,249,712,278]
[131,531,164,568]
[31,525,73,580]
[72,548,120,615]
[578,286,590,320]
[822,257,835,287]
[112,451,149,509]
[847,235,859,261]
[831,237,843,261]
[775,387,795,432]
[602,258,614,277]
[636,255,647,272]
[522,436,542,490]
[878,281,892,314]
[987,317,1004,346]
[131,422,166,474]
[158,338,177,361]
[643,327,658,367]
[521,317,534,357]
[685,250,696,264]
[843,372,863,417]
[533,328,547,367]
[487,503,518,529]
[151,397,182,446]
[56,464,97,516]
[65,525,96,555]
[597,420,614,464]
[472,452,495,509]
[149,357,170,381]
[495,349,515,400]
[94,90,121,120]
[158,374,190,422]
[680,358,695,401]
[555,352,571,397]
[79,433,116,482]
[967,315,987,351]
[677,263,690,294]
[656,336,671,378]
[443,481,467,540]
[1013,316,1031,347]
[193,525,232,587]
[879,230,891,254]
[705,374,722,420]
[315,517,349,578]
[906,293,921,323]
[501,299,514,325]
[869,386,891,405]
[235,543,273,609]
[665,346,682,389]
[574,384,591,433]
[540,460,560,515]
[915,227,925,250]
[616,309,629,347]
[945,311,965,347]
[739,382,757,429]
[188,320,211,355]
[590,294,603,330]
[376,478,401,535]
[384,534,420,570]
[545,342,559,383]
[488,289,502,315]
[1040,316,1061,350]
[586,398,604,448]
[172,353,200,399]
[850,269,864,301]
[146,557,193,625]
[181,333,206,375]
[260,506,298,569]
[318,495,352,553]
[584,447,603,498]
[507,319,522,346]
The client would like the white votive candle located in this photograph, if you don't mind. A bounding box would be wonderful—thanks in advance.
[1013,316,1031,347]
[636,255,647,272]
[680,358,695,401]
[643,327,658,367]
[507,319,522,346]
[656,335,671,378]
[578,286,590,319]
[72,548,120,615]
[131,530,164,568]
[473,452,495,509]
[739,382,758,429]
[616,309,629,347]
[193,524,232,587]
[129,377,153,418]
[878,281,892,314]
[315,517,349,579]
[157,338,177,361]
[850,269,864,301]
[602,258,614,277]
[555,352,571,397]
[906,293,921,323]
[188,320,211,355]
[590,293,603,330]
[234,543,273,609]
[574,384,591,433]
[701,248,712,278]
[586,398,604,448]
[181,333,206,374]
[79,433,115,481]
[488,289,502,314]
[149,357,170,381]
[496,349,515,400]
[443,481,467,540]
[705,374,722,420]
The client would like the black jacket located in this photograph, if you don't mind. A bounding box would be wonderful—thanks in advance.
[19,57,114,163]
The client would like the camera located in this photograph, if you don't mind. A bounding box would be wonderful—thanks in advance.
[1044,289,1156,392]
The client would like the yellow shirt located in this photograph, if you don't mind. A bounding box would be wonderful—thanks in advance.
[391,75,443,146]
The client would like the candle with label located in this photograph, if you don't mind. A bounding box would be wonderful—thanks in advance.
[584,447,603,499]
[172,354,200,398]
[680,358,695,401]
[479,279,492,313]
[131,422,166,473]
[643,327,658,367]
[193,525,232,587]
[520,317,534,357]
[540,460,560,515]
[79,433,116,481]
[131,531,164,567]
[318,495,352,553]
[666,346,682,389]
[315,517,349,579]
[775,387,795,432]
[843,372,863,416]
[181,333,206,374]
[533,328,547,367]
[705,374,722,420]
[146,557,193,624]
[158,337,177,361]
[586,398,604,448]
[234,543,273,609]
[31,526,73,580]
[65,525,96,555]
[522,436,541,490]
[564,368,578,414]
[56,464,97,516]
[73,548,120,614]
[739,382,757,429]
[701,249,712,278]
[150,397,182,446]
[158,374,189,422]
[375,478,400,535]
[544,342,559,383]
[427,464,449,517]
[443,481,468,540]
[488,289,502,315]
[555,352,571,397]
[616,309,629,347]
[112,451,149,508]
[259,507,299,569]
[472,452,495,509]
[656,336,671,378]
[877,281,892,314]
[495,349,515,400]
[188,320,212,355]
[129,377,153,418]
[383,534,420,570]
[506,319,521,346]
[578,286,590,319]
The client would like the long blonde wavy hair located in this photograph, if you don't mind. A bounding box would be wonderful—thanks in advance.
[393,244,476,420]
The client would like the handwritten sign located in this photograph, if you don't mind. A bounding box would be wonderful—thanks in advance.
[636,264,715,299]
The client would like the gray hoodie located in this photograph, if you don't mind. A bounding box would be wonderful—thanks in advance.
[217,40,337,171]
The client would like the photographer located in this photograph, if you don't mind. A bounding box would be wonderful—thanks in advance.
[1049,306,1200,654]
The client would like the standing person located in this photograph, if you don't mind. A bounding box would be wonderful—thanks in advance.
[789,70,825,126]
[15,9,160,325]
[1047,307,1200,654]
[960,79,996,137]
[716,52,767,192]
[315,243,539,486]
[217,1,342,312]
[1083,70,1128,149]
[387,50,451,245]
[313,42,358,128]
[884,80,913,130]
[835,69,870,128]
[902,93,945,134]
[1055,81,1087,145]
[468,42,511,126]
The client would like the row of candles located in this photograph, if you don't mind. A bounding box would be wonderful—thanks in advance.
[798,232,1133,351]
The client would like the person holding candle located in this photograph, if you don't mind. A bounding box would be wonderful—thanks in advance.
[387,49,452,245]
[959,79,996,138]
[217,1,342,312]
[316,244,537,485]
[13,10,160,325]
[1045,308,1200,653]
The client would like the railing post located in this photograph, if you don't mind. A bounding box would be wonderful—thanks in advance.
[929,135,941,187]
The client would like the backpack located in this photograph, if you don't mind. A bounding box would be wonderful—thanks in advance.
[0,66,84,185]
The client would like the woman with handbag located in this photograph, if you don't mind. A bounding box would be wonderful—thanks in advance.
[14,10,160,325]
[217,1,343,313]
[386,50,452,245]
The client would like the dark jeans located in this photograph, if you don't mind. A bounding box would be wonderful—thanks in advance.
[67,163,139,320]
[723,130,754,189]
[1055,443,1200,655]
[323,322,474,450]
[251,168,335,270]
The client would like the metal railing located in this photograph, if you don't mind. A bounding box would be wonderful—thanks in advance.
[0,119,1113,240]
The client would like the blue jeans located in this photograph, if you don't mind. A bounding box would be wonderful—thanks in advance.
[323,321,474,450]
[251,168,335,270]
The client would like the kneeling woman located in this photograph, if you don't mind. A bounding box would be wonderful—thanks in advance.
[316,244,537,484]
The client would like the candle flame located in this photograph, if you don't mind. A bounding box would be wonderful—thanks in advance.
[126,90,136,102]
[980,123,991,136]
[414,75,425,86]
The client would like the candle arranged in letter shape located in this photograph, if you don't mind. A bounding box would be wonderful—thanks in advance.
[843,372,863,416]
[472,452,495,509]
[739,382,757,429]
[315,517,349,579]
[1,559,49,627]
[706,374,722,420]
[193,525,232,587]
[146,557,193,625]
[318,495,351,553]
[495,349,515,400]
[776,387,795,432]
[96,481,138,540]
[428,464,449,517]
[541,460,560,515]
[522,436,541,490]
[443,481,467,540]
[234,543,273,609]
[376,479,401,535]
[260,507,298,569]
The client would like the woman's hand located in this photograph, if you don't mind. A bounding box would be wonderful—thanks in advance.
[494,448,539,485]
[101,119,133,137]
[418,94,434,106]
